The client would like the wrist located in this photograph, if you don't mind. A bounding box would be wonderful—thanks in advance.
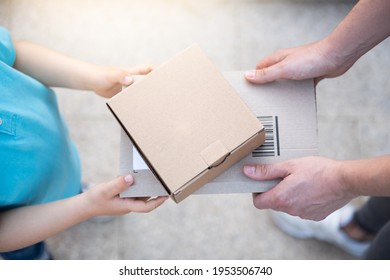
[329,160,357,200]
[320,35,357,74]
[75,63,104,91]
[73,192,98,220]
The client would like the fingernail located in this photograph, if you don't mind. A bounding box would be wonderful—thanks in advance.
[124,174,133,183]
[243,165,256,175]
[123,76,133,84]
[245,70,256,79]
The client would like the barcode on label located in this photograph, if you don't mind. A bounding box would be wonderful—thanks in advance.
[252,116,280,157]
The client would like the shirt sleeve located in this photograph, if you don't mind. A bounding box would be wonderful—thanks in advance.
[0,26,16,67]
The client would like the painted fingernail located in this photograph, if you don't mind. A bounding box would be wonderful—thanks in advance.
[124,174,133,183]
[123,76,133,84]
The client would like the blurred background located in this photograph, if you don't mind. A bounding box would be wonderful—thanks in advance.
[1,0,389,259]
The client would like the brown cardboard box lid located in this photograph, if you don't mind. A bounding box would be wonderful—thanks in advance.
[107,45,264,195]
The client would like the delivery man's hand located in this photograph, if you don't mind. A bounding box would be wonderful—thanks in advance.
[242,156,352,221]
[244,40,355,85]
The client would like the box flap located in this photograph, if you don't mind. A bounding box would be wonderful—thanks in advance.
[200,140,230,168]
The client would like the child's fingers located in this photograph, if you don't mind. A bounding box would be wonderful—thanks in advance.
[128,196,169,213]
[127,64,157,75]
[104,175,134,198]
[121,74,134,86]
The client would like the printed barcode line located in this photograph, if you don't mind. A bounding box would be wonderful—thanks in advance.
[252,116,279,157]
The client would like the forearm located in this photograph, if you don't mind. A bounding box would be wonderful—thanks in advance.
[0,193,92,252]
[13,41,100,90]
[0,175,167,252]
[324,0,390,68]
[339,155,390,198]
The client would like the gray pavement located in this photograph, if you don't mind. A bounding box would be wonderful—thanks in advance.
[1,0,389,259]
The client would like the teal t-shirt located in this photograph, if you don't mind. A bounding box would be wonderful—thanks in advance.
[0,27,81,210]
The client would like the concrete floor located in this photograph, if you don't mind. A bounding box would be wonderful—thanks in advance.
[1,0,389,259]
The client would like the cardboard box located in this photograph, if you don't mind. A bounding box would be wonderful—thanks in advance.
[117,71,317,200]
[107,45,265,203]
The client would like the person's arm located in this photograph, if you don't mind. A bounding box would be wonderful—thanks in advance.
[0,175,168,252]
[245,0,390,84]
[243,155,390,221]
[13,41,155,98]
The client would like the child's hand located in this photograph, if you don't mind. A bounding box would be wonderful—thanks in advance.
[91,64,156,98]
[82,174,168,217]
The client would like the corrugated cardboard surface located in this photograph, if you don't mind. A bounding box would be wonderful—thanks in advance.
[119,71,317,199]
[107,45,265,202]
